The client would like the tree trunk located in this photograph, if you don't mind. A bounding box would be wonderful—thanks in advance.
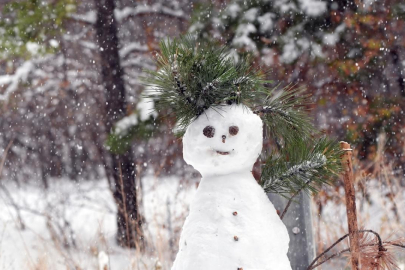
[94,0,143,248]
[390,48,405,97]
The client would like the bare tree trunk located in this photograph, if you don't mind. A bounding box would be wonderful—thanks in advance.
[390,48,405,97]
[94,0,143,248]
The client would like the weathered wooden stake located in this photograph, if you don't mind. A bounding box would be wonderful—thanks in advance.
[340,141,360,269]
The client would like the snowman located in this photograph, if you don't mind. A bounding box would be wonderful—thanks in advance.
[144,36,339,270]
[139,35,328,270]
[171,104,292,270]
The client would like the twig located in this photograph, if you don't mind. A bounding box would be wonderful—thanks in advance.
[307,229,388,270]
[0,138,14,177]
[309,239,405,270]
[310,247,350,269]
[173,75,194,106]
[280,180,310,220]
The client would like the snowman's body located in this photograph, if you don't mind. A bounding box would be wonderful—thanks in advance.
[172,105,291,270]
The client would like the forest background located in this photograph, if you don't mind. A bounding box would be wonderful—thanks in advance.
[0,0,405,269]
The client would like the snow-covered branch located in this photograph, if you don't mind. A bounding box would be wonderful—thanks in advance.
[115,3,187,22]
[119,42,149,59]
[69,3,187,26]
[0,61,34,101]
[263,153,327,191]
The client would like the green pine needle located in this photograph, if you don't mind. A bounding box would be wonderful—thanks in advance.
[261,136,343,198]
[254,84,314,145]
[141,34,268,132]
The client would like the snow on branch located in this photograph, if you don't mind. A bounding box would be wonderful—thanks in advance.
[69,3,186,25]
[0,61,34,101]
[119,42,149,59]
[69,11,97,24]
[115,3,186,22]
[263,153,327,191]
[114,95,157,136]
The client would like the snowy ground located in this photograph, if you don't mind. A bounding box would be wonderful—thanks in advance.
[0,175,197,270]
[0,174,404,269]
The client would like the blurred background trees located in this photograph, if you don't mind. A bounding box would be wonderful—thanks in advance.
[189,0,405,170]
[0,0,191,248]
[1,0,405,252]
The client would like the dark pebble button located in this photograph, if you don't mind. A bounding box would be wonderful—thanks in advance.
[233,211,237,216]
[234,236,239,241]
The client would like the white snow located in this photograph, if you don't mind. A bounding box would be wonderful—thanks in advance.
[69,11,97,24]
[0,175,197,270]
[114,87,156,136]
[226,3,241,19]
[323,23,346,46]
[281,35,324,63]
[26,42,40,55]
[263,153,327,191]
[174,105,291,270]
[275,0,297,13]
[0,60,34,101]
[70,4,186,25]
[119,42,149,59]
[299,0,327,17]
[98,251,109,270]
[243,8,259,22]
[258,12,275,33]
[114,113,139,136]
[1,165,403,270]
[232,23,257,52]
[261,48,276,66]
[137,96,157,122]
[49,39,59,48]
[281,41,299,64]
[114,3,186,22]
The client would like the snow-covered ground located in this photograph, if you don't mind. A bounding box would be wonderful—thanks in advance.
[0,175,197,270]
[0,174,404,269]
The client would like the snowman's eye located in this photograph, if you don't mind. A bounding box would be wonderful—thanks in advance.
[229,126,239,136]
[203,126,215,138]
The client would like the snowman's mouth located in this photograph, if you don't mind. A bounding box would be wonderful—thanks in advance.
[216,150,230,155]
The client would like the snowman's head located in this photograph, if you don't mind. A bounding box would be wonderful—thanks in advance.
[183,104,263,177]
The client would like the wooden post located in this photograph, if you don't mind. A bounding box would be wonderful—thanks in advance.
[268,192,315,270]
[340,141,360,269]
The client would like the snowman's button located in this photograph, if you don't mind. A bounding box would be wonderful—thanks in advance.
[237,268,243,270]
[234,236,239,241]
[233,211,237,216]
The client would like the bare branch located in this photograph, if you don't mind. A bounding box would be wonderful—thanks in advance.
[307,230,391,270]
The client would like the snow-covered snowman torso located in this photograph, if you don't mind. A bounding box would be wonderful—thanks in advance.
[172,105,291,270]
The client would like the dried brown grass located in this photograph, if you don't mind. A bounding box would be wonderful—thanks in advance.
[312,133,405,269]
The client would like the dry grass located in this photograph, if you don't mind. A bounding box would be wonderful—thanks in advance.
[312,133,405,269]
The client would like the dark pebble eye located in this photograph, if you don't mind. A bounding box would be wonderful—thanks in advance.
[229,126,239,136]
[203,126,215,138]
